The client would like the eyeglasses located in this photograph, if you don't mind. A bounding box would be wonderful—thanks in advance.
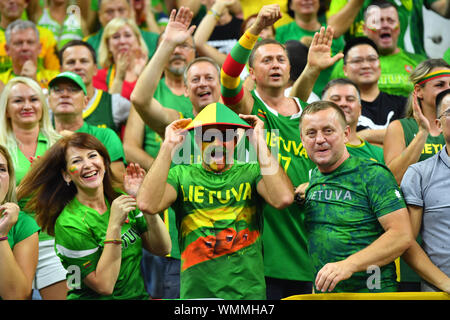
[202,129,237,143]
[347,56,379,66]
[438,108,450,119]
[176,43,194,51]
[51,85,82,95]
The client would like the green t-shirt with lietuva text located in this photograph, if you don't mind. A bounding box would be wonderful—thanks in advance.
[251,90,316,282]
[305,156,405,292]
[54,195,149,300]
[167,162,265,299]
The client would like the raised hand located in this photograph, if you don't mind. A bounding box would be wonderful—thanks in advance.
[412,89,431,133]
[249,4,282,35]
[110,195,137,227]
[20,60,37,79]
[307,26,344,72]
[239,114,267,161]
[0,202,20,237]
[162,7,196,46]
[116,51,130,79]
[163,118,192,148]
[131,47,148,78]
[124,163,146,197]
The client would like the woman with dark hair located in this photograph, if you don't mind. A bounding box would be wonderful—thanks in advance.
[0,144,39,300]
[17,132,171,299]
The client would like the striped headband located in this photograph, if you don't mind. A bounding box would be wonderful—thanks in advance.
[417,70,450,86]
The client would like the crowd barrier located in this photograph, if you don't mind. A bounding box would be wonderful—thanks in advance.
[283,292,450,300]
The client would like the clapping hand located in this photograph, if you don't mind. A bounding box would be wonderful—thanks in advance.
[124,163,146,198]
[0,203,20,237]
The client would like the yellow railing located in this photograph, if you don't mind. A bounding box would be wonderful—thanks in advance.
[283,292,450,300]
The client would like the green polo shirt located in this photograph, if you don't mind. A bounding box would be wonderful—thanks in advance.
[14,132,50,185]
[76,121,125,164]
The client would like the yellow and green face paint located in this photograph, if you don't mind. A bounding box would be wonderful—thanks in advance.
[69,165,79,175]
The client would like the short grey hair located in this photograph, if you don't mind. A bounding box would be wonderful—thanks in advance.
[321,78,362,105]
[5,19,39,44]
[183,56,221,85]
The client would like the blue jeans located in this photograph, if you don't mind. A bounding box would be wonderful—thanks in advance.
[141,249,180,299]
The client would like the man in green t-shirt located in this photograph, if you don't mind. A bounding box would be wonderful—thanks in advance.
[48,72,126,181]
[137,102,294,299]
[298,101,413,293]
[220,4,344,299]
[59,40,131,134]
[330,1,426,97]
[327,0,450,57]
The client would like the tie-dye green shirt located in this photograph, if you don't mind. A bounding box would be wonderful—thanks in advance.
[167,162,264,299]
[304,156,406,292]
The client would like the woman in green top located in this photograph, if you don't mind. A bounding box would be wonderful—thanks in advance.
[0,76,65,299]
[0,145,40,300]
[384,59,450,185]
[18,133,171,299]
[275,0,345,96]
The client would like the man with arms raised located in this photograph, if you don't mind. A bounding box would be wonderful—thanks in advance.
[220,4,343,298]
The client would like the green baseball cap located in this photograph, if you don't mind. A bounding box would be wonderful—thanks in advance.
[48,71,87,95]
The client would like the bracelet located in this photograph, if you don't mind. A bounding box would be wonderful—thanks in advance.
[208,9,221,21]
[103,239,122,245]
[239,30,259,50]
[0,236,8,241]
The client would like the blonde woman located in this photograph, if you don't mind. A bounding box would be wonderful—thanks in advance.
[0,144,40,300]
[93,17,149,100]
[384,59,450,185]
[0,77,67,299]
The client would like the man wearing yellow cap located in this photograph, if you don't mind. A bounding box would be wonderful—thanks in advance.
[136,102,294,299]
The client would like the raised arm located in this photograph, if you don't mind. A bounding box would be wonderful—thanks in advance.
[123,163,172,257]
[83,195,137,295]
[327,0,365,38]
[193,0,238,66]
[430,0,450,18]
[290,27,343,102]
[220,4,281,114]
[131,7,195,136]
[384,93,430,184]
[239,114,294,209]
[137,118,191,215]
[123,106,157,170]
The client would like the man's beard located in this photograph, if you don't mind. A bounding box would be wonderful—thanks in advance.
[168,55,187,76]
